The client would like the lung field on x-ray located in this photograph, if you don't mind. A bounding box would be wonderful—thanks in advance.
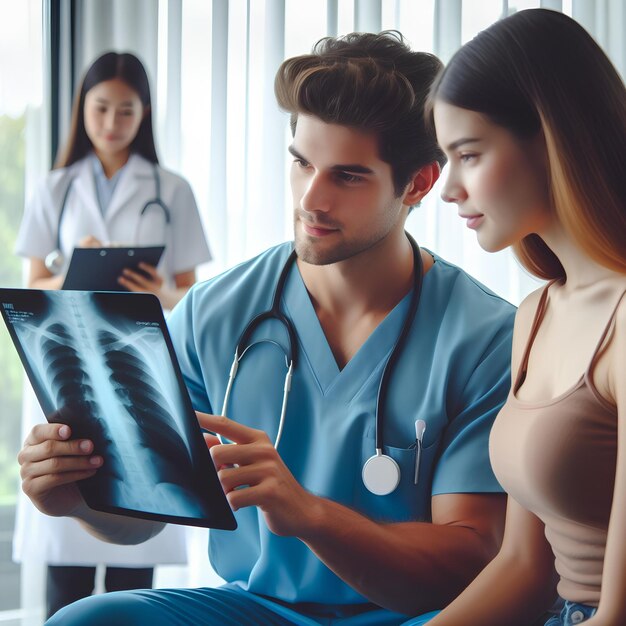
[43,322,124,500]
[14,291,209,519]
[99,330,194,490]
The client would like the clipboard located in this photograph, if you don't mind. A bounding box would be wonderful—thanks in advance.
[0,288,237,530]
[62,246,165,291]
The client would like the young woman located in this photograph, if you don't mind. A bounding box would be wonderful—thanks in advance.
[13,51,211,618]
[426,9,625,626]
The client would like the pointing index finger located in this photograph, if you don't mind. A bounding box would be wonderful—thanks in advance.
[196,412,262,445]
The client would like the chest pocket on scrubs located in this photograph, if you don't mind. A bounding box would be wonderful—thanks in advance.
[358,425,439,520]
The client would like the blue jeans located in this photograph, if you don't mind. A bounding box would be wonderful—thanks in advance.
[544,600,597,625]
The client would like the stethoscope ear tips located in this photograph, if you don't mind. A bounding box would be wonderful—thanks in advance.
[44,250,65,274]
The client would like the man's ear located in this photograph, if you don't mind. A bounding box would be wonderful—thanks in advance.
[402,162,441,206]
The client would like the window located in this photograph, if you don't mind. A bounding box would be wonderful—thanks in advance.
[0,0,44,621]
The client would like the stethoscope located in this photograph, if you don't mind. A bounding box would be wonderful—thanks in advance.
[220,232,425,496]
[45,163,171,274]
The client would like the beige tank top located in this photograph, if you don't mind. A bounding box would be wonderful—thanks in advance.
[490,284,624,606]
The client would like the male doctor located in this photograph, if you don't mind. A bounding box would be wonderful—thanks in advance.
[20,31,515,625]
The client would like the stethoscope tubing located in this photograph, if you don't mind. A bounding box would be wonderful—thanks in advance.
[374,234,423,451]
[235,250,299,368]
[220,233,424,473]
[220,250,298,448]
[52,162,170,260]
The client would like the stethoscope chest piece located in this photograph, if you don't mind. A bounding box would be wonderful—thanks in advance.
[362,451,401,496]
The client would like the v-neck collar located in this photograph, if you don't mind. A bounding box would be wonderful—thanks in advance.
[281,262,414,399]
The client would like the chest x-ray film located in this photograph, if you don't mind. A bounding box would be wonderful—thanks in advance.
[0,288,236,530]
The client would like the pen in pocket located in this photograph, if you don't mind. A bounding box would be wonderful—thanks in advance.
[414,419,426,485]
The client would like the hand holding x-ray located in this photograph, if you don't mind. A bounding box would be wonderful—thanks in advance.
[18,421,102,518]
[2,288,236,530]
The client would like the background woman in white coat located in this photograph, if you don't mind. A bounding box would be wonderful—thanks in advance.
[13,51,211,618]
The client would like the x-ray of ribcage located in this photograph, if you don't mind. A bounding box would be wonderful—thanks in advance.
[12,292,208,519]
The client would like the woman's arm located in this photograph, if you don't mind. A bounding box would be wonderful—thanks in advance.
[26,236,105,290]
[427,496,558,626]
[166,268,197,308]
[27,257,65,290]
[585,300,626,626]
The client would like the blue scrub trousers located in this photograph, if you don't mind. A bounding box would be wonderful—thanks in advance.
[45,586,440,625]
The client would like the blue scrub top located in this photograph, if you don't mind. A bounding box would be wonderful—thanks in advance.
[167,242,515,607]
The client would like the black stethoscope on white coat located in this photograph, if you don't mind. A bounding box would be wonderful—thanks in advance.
[220,232,425,496]
[45,163,171,273]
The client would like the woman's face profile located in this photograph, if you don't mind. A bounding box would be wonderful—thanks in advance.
[83,78,145,162]
[434,100,552,253]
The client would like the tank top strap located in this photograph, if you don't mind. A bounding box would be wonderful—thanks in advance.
[513,280,556,393]
[586,288,626,374]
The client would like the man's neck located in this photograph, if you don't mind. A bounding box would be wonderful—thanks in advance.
[296,231,429,369]
[299,232,419,313]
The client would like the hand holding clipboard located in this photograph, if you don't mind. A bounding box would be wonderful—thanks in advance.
[62,246,165,291]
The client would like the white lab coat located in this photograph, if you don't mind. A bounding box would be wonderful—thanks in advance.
[13,153,211,566]
[15,152,211,280]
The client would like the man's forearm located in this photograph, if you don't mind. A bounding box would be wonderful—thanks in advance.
[298,494,504,616]
[71,500,165,545]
